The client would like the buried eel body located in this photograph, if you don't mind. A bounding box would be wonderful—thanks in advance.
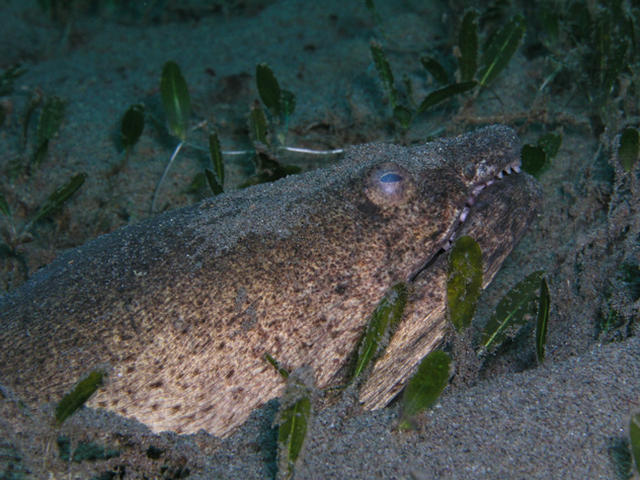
[0,125,540,438]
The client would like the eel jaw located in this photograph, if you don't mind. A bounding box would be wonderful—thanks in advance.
[447,160,522,247]
[408,159,523,283]
[359,171,541,411]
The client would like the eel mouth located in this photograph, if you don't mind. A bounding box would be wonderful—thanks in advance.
[448,159,522,246]
[407,159,523,283]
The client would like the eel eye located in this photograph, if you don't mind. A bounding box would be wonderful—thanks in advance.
[364,162,415,207]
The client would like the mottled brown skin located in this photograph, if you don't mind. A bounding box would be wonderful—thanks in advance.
[0,125,539,437]
[360,170,540,408]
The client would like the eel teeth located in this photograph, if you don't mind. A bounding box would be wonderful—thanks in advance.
[410,159,523,278]
[457,160,522,233]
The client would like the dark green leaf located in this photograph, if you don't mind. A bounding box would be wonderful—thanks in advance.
[567,1,590,40]
[0,64,26,96]
[55,370,104,424]
[32,139,49,166]
[264,352,289,379]
[204,169,223,196]
[478,15,526,87]
[459,10,478,82]
[420,56,450,85]
[208,131,224,187]
[400,350,450,429]
[602,38,628,95]
[184,172,206,194]
[0,192,11,217]
[280,89,296,119]
[402,74,414,101]
[277,368,313,480]
[248,102,269,146]
[160,61,191,141]
[535,277,550,363]
[540,5,560,45]
[279,396,310,479]
[35,96,65,165]
[521,144,546,176]
[393,105,413,130]
[621,262,640,302]
[120,103,145,149]
[0,244,13,258]
[522,133,561,176]
[30,173,86,225]
[23,90,43,149]
[538,132,562,160]
[447,235,482,333]
[418,81,476,113]
[364,0,382,26]
[256,63,281,116]
[364,0,375,13]
[619,127,639,173]
[370,41,397,108]
[630,413,640,475]
[480,270,545,354]
[351,283,408,381]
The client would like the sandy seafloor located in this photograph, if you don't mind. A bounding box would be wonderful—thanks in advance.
[0,0,639,478]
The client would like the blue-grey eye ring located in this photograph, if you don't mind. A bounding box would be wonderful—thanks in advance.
[364,162,415,207]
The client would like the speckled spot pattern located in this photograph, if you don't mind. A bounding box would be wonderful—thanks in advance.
[0,125,540,437]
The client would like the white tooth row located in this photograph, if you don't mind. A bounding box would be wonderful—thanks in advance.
[448,161,522,243]
[437,161,522,257]
[497,164,521,178]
